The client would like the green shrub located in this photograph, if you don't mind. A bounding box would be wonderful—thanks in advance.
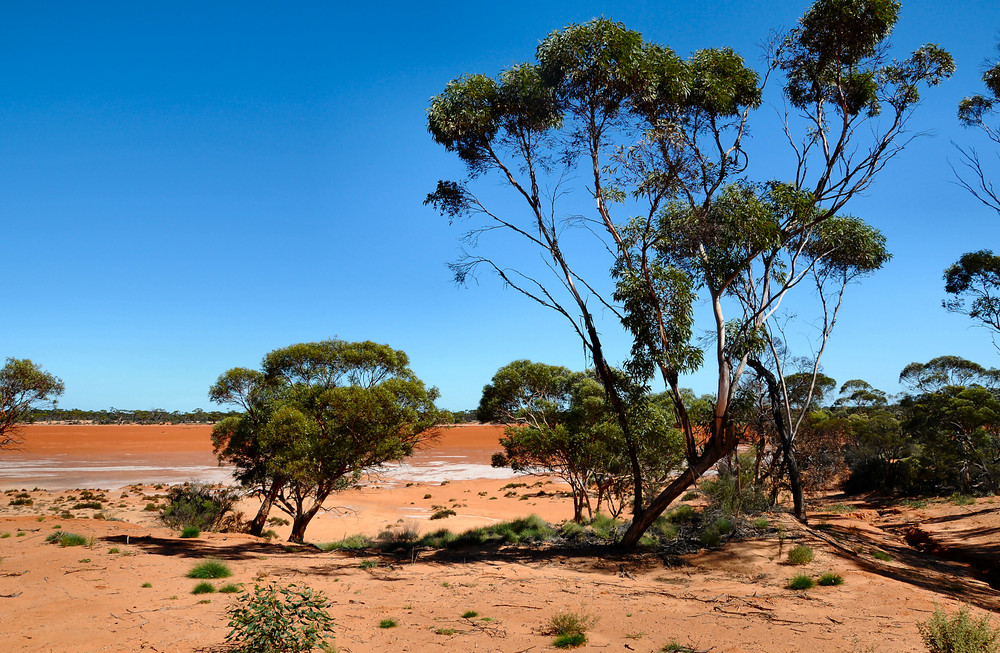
[918,605,1000,653]
[752,517,769,529]
[9,498,33,506]
[549,610,595,649]
[588,513,622,540]
[701,453,769,514]
[714,517,733,535]
[787,545,814,565]
[950,493,976,507]
[160,483,241,532]
[187,560,232,579]
[141,582,152,588]
[651,517,679,541]
[818,572,844,586]
[787,574,815,590]
[461,610,478,619]
[667,504,695,523]
[379,618,398,629]
[225,583,334,653]
[45,531,87,547]
[71,501,103,510]
[448,515,554,547]
[318,534,372,551]
[180,526,201,538]
[219,583,243,594]
[872,550,892,562]
[429,508,456,520]
[681,492,698,501]
[699,527,721,548]
[663,643,695,653]
[358,559,378,569]
[192,582,216,595]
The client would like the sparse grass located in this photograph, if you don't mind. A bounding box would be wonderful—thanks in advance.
[192,582,216,594]
[681,492,698,501]
[317,533,373,551]
[16,532,25,537]
[187,560,232,579]
[827,503,853,514]
[699,527,721,548]
[667,504,695,523]
[501,482,526,490]
[787,544,814,565]
[918,604,1000,653]
[950,493,977,506]
[78,558,91,563]
[141,582,152,588]
[901,498,928,509]
[549,610,596,649]
[379,618,398,629]
[714,517,733,535]
[108,547,120,554]
[872,550,892,562]
[663,643,696,653]
[358,559,379,569]
[0,533,9,539]
[219,583,242,594]
[787,574,815,590]
[461,610,478,618]
[45,531,87,547]
[588,513,622,540]
[180,526,200,538]
[818,572,844,586]
[435,628,457,635]
[752,517,769,529]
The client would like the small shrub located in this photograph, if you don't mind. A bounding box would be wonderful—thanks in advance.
[435,628,457,635]
[225,583,334,653]
[667,505,695,523]
[379,618,398,629]
[71,501,103,510]
[787,574,815,590]
[950,493,976,507]
[787,545,814,565]
[266,516,290,527]
[9,498,32,506]
[161,483,241,532]
[180,526,201,538]
[143,503,158,511]
[461,610,478,618]
[872,550,892,562]
[192,582,216,595]
[681,492,698,501]
[187,560,232,579]
[219,583,242,594]
[663,643,695,653]
[358,559,378,569]
[651,518,679,541]
[818,572,844,586]
[902,498,928,509]
[108,547,120,554]
[588,513,621,540]
[714,517,733,535]
[423,494,432,499]
[141,582,152,588]
[45,531,87,547]
[699,527,721,548]
[752,517,769,529]
[430,508,456,520]
[548,610,596,649]
[16,532,25,537]
[0,533,9,539]
[918,605,1000,653]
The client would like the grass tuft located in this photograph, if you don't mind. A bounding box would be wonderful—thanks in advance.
[818,572,844,586]
[787,574,815,590]
[192,582,216,594]
[787,544,814,565]
[187,560,232,579]
[379,618,398,629]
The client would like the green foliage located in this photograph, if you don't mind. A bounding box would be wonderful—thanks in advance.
[699,527,721,548]
[192,582,216,595]
[787,545,814,565]
[787,574,815,590]
[461,611,478,619]
[700,453,769,515]
[548,610,596,649]
[211,339,441,543]
[187,560,232,579]
[318,534,372,551]
[950,494,976,506]
[872,550,892,562]
[180,526,201,538]
[0,358,64,450]
[588,513,622,540]
[8,497,32,506]
[45,531,87,547]
[378,618,398,629]
[220,583,243,594]
[663,643,696,653]
[430,509,456,520]
[818,572,844,586]
[358,559,378,570]
[225,583,334,653]
[160,483,240,533]
[752,517,770,529]
[667,505,695,523]
[71,501,102,510]
[918,605,1000,653]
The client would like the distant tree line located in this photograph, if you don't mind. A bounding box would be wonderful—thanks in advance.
[29,406,239,425]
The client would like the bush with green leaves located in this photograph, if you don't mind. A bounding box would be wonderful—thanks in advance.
[45,531,88,547]
[918,605,1000,653]
[787,574,815,590]
[700,453,769,515]
[225,583,335,653]
[160,483,241,533]
[818,572,844,586]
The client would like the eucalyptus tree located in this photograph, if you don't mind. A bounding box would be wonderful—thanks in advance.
[0,358,64,450]
[211,340,441,543]
[427,0,952,546]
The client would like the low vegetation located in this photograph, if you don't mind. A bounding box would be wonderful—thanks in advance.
[187,560,232,579]
[548,610,596,649]
[225,583,334,653]
[918,605,1000,653]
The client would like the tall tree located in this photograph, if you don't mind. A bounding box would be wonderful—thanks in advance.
[211,340,440,542]
[427,0,951,546]
[0,358,64,450]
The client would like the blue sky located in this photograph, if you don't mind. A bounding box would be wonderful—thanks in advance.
[2,1,998,411]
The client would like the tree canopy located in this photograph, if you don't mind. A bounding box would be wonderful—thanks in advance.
[0,358,64,450]
[210,340,441,542]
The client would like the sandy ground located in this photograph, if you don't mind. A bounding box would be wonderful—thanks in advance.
[0,424,997,652]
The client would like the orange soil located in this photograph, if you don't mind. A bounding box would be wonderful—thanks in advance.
[0,425,997,652]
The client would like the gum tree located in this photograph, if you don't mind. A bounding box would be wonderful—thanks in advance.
[427,0,952,546]
[211,340,441,542]
[0,358,64,450]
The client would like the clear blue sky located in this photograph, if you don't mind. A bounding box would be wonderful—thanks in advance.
[2,1,998,412]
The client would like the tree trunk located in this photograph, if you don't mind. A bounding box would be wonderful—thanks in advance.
[247,478,282,537]
[288,500,324,544]
[747,359,806,523]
